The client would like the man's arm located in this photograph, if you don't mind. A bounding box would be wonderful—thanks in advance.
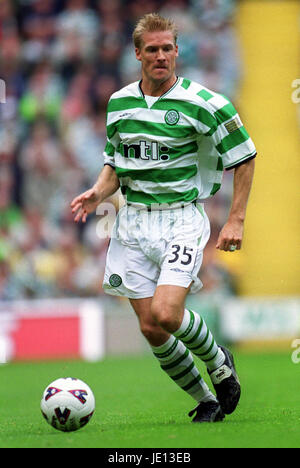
[216,158,255,251]
[71,165,120,223]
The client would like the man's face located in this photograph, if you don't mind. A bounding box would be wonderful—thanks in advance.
[135,30,178,85]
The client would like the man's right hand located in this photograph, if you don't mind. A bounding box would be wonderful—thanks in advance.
[70,186,101,223]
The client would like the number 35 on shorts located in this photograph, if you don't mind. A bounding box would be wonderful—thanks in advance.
[165,243,197,272]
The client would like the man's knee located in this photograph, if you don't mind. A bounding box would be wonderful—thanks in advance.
[150,301,181,333]
[139,320,169,346]
[150,285,188,333]
[139,321,155,341]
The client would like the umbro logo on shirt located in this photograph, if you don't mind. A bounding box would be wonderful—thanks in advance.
[118,112,132,118]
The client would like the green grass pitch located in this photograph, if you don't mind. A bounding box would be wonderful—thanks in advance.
[0,350,299,448]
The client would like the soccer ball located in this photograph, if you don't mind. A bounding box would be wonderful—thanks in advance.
[40,377,95,432]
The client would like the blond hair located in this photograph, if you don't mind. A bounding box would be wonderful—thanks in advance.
[132,13,178,49]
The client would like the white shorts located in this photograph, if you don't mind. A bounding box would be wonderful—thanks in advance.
[102,202,210,299]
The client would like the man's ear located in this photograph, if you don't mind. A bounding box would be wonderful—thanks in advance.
[135,48,142,62]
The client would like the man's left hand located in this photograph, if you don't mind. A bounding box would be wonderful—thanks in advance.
[216,219,244,252]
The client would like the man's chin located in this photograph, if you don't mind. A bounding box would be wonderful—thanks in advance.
[153,67,169,75]
[151,69,171,81]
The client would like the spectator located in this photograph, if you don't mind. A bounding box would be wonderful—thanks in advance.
[52,0,100,67]
[18,119,63,213]
[19,60,63,124]
[0,0,18,39]
[190,0,241,99]
[20,0,57,64]
[0,31,24,123]
[62,110,106,186]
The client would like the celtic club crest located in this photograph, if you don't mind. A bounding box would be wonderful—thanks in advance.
[109,274,122,287]
[164,109,180,125]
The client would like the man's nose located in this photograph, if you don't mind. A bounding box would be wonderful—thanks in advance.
[157,49,166,60]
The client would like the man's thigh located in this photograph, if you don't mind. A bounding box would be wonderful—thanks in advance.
[153,284,191,310]
[151,284,191,332]
[129,283,190,345]
[130,284,190,322]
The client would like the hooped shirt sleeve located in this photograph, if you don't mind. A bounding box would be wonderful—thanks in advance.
[103,139,116,168]
[201,96,257,170]
[103,97,120,169]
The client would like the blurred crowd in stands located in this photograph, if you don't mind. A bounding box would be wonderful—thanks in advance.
[0,0,240,301]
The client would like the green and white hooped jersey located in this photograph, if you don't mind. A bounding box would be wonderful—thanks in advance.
[103,77,256,207]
